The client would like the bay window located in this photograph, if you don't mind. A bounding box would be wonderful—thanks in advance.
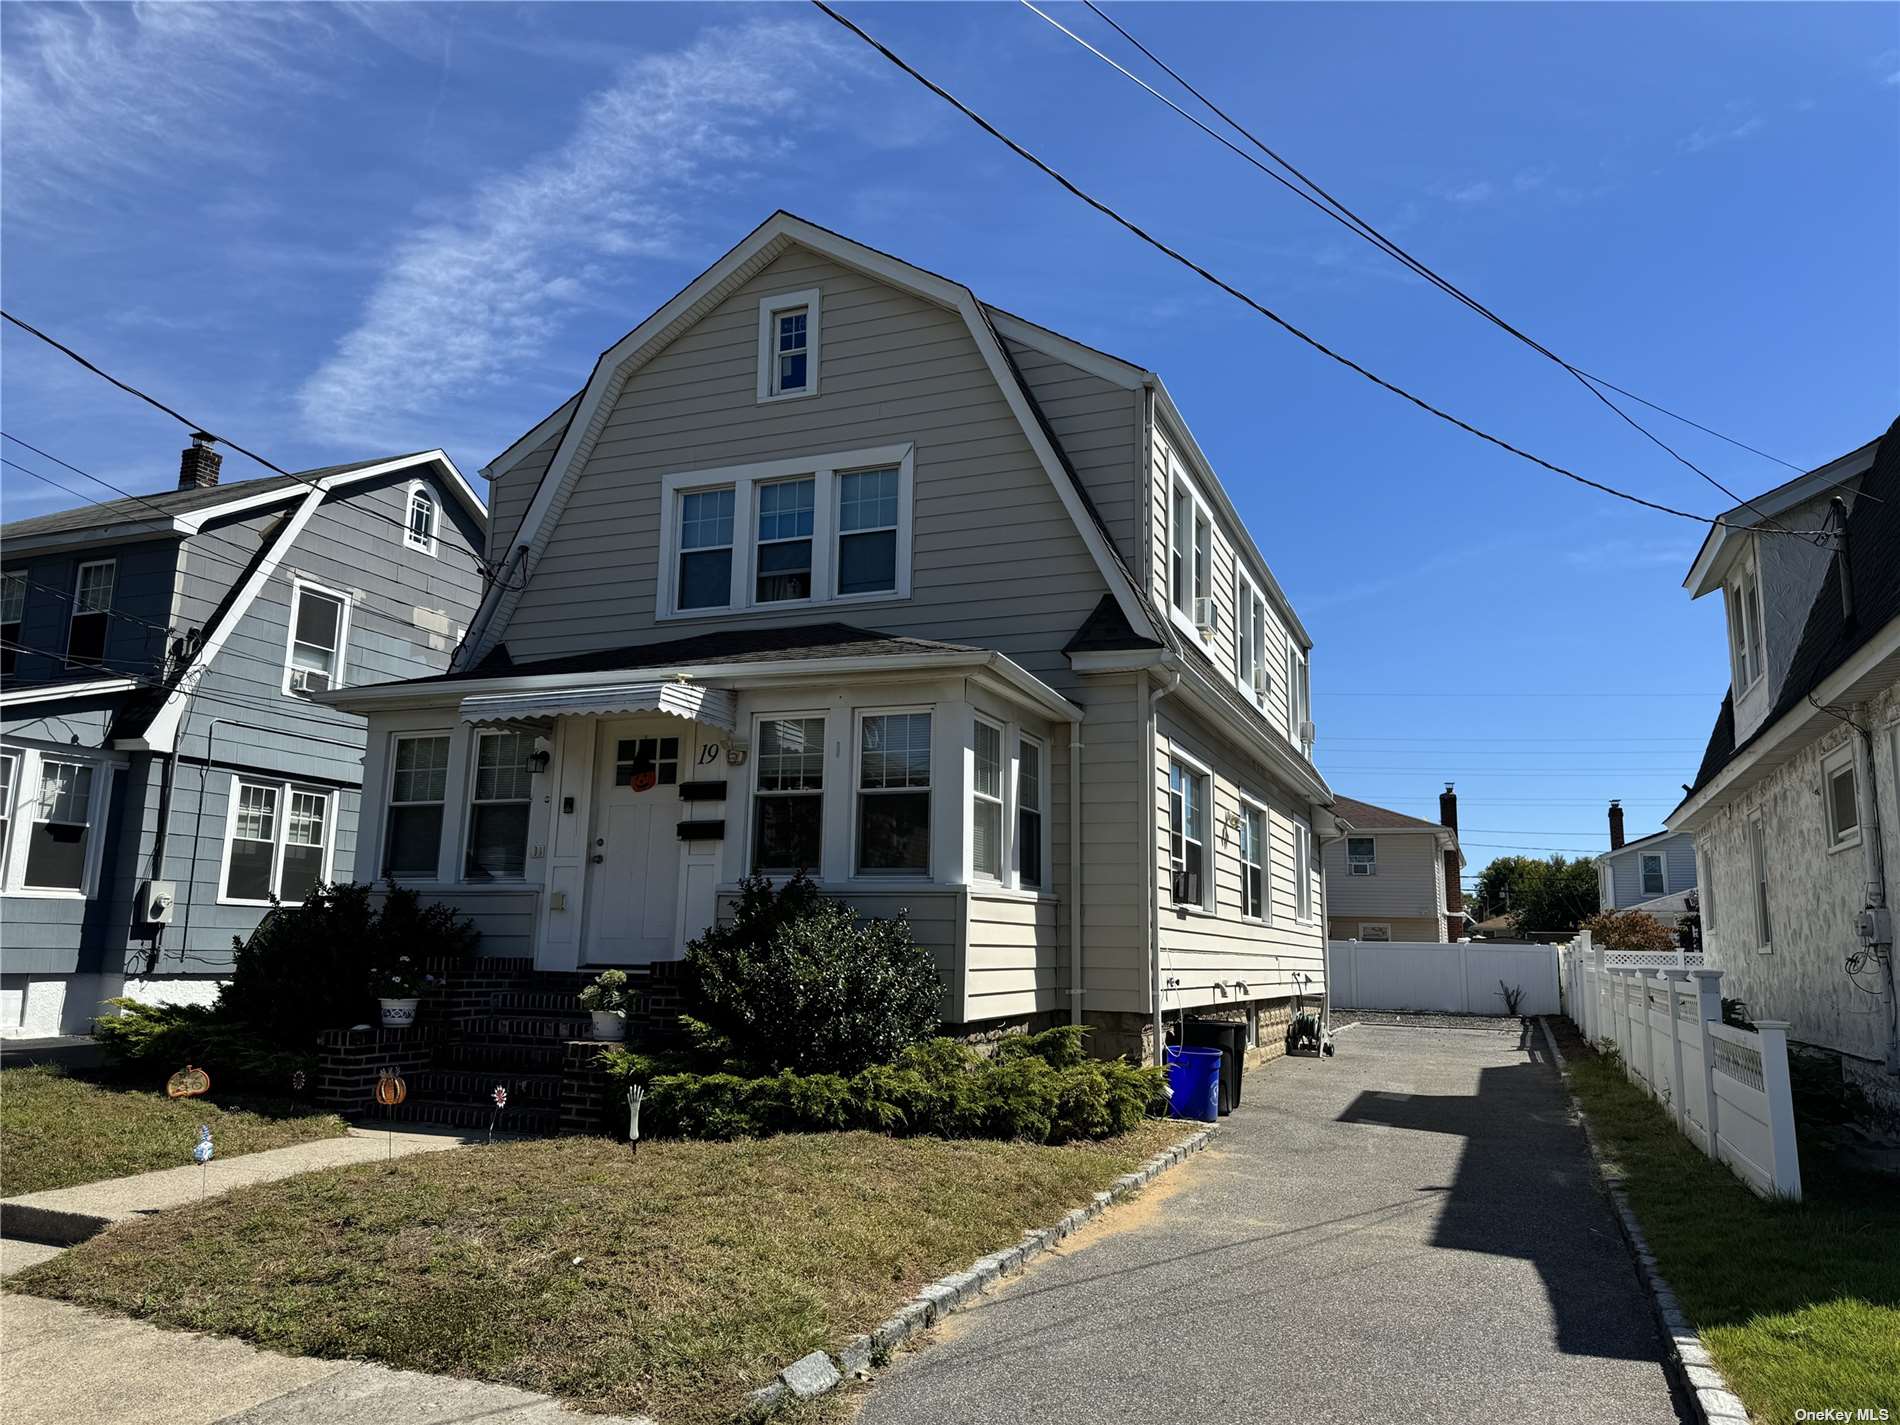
[754,716,825,873]
[971,718,1004,881]
[465,731,535,880]
[858,711,930,874]
[1168,758,1207,907]
[384,733,450,879]
[1016,736,1044,890]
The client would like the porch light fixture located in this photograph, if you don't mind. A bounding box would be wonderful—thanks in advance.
[529,748,552,773]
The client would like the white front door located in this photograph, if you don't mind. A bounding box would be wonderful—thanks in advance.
[584,719,691,963]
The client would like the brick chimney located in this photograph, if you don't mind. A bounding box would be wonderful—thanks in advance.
[178,432,221,490]
[1440,782,1464,939]
[1608,799,1626,851]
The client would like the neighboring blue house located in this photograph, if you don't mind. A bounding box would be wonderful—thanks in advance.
[0,438,485,1037]
[1597,799,1698,916]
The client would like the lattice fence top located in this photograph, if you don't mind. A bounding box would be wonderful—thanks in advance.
[1709,1033,1765,1092]
[1602,951,1706,969]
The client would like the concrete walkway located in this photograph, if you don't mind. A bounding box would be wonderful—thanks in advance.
[1,1126,474,1244]
[856,1022,1689,1424]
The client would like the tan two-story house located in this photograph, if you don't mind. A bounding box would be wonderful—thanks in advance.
[323,213,1335,1064]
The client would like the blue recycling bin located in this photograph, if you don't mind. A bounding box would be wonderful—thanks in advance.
[1165,1046,1223,1122]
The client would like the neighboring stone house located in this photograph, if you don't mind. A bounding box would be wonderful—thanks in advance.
[321,212,1335,1065]
[1596,799,1697,923]
[1667,417,1900,1123]
[0,441,485,1036]
[1321,788,1464,942]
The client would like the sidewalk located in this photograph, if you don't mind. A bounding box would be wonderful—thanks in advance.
[1,1125,473,1244]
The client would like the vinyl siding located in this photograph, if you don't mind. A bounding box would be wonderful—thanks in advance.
[497,248,1111,695]
[965,890,1058,1023]
[1321,831,1446,930]
[1,539,176,690]
[1075,675,1149,1012]
[485,425,563,565]
[1002,338,1141,567]
[1601,831,1699,908]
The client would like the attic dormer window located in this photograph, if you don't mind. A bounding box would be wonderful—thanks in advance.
[757,289,821,401]
[1726,564,1764,692]
[405,484,438,556]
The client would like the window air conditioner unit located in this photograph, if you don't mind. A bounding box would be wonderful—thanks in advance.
[1193,597,1218,636]
[1172,868,1202,905]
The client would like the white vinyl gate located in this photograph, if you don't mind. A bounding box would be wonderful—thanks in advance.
[1328,940,1561,1016]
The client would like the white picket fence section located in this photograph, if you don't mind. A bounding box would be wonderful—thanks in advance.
[1329,940,1561,1016]
[1559,931,1801,1199]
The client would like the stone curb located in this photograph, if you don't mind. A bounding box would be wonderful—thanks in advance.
[1536,1016,1751,1425]
[737,1124,1218,1421]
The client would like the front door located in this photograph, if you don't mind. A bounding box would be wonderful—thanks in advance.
[584,719,690,963]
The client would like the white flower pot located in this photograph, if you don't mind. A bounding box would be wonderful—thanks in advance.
[590,1010,627,1042]
[379,997,420,1029]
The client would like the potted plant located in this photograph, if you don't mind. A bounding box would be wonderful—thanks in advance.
[372,957,427,1028]
[579,969,630,1041]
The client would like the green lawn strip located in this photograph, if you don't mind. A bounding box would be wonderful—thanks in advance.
[1563,1051,1900,1420]
[1,1066,349,1196]
[11,1120,1187,1423]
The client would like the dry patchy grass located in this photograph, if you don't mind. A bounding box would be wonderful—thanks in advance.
[13,1120,1187,1422]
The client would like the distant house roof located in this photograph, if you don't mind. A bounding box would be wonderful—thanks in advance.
[1681,415,1900,806]
[1331,795,1451,835]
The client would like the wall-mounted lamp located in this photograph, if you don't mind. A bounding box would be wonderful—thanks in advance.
[529,749,552,773]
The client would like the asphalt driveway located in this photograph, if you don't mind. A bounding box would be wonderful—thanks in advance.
[856,1020,1687,1424]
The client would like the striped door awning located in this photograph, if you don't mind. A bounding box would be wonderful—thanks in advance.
[458,681,736,731]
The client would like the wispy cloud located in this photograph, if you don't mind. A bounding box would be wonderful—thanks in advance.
[1680,107,1767,155]
[295,17,859,448]
[1443,179,1496,204]
[1559,537,1691,571]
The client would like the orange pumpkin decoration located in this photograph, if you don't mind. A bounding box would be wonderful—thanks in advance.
[166,1065,211,1099]
[375,1069,408,1107]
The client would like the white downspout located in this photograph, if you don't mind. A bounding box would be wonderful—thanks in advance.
[1147,665,1181,1064]
[1069,717,1085,1027]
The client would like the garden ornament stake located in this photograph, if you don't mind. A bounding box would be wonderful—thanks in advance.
[167,1065,210,1099]
[489,1084,509,1144]
[375,1070,408,1162]
[627,1084,646,1154]
[193,1124,213,1197]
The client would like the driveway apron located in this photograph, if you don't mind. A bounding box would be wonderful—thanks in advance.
[856,1022,1687,1424]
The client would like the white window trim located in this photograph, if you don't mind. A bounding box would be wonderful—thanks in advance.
[1346,835,1377,877]
[1292,813,1315,924]
[852,704,935,881]
[1013,731,1050,893]
[404,480,439,557]
[1821,746,1862,854]
[1748,810,1772,953]
[65,558,116,669]
[1234,567,1270,710]
[1640,852,1667,896]
[1238,792,1269,924]
[748,709,829,876]
[756,288,822,403]
[1726,560,1765,696]
[1358,922,1393,942]
[216,776,337,907]
[459,729,538,883]
[1166,457,1219,646]
[1,748,117,899]
[382,729,455,883]
[281,576,353,698]
[0,750,16,883]
[969,714,1008,885]
[1166,743,1214,913]
[656,446,914,621]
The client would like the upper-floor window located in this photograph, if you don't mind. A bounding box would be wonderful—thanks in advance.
[857,711,931,875]
[1347,836,1376,876]
[660,447,912,619]
[65,560,114,668]
[756,478,815,603]
[405,484,438,556]
[1640,852,1665,897]
[1240,800,1266,921]
[1168,472,1215,633]
[1823,749,1860,852]
[285,581,349,695]
[1236,572,1269,708]
[1168,756,1208,908]
[1286,644,1312,753]
[753,715,825,873]
[757,289,821,401]
[1748,811,1771,949]
[1726,564,1764,692]
[1,570,24,676]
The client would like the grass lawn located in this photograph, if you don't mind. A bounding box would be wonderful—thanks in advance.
[1559,1037,1900,1421]
[0,1066,349,1196]
[11,1120,1188,1423]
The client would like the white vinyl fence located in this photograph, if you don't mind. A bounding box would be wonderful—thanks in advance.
[1560,931,1801,1200]
[1329,940,1561,1016]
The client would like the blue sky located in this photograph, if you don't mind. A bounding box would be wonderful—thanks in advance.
[4,2,1896,886]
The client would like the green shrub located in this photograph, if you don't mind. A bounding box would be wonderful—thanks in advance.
[94,999,311,1088]
[606,1029,1167,1145]
[685,872,943,1074]
[220,881,478,1043]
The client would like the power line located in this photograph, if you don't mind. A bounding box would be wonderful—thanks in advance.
[0,312,501,576]
[810,1,1835,536]
[1043,0,1807,508]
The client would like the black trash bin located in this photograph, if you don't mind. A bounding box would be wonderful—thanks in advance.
[1181,1018,1247,1115]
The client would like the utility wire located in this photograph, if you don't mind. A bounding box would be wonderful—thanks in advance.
[810,1,1834,535]
[1055,0,1807,496]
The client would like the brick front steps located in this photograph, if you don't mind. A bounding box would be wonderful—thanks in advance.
[314,957,684,1138]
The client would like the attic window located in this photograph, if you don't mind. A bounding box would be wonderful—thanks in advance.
[758,289,821,402]
[405,485,438,556]
[1726,564,1764,692]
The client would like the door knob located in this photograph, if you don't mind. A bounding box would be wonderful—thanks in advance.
[591,854,605,864]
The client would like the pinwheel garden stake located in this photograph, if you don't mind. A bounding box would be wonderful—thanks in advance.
[489,1084,509,1144]
[193,1125,213,1197]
